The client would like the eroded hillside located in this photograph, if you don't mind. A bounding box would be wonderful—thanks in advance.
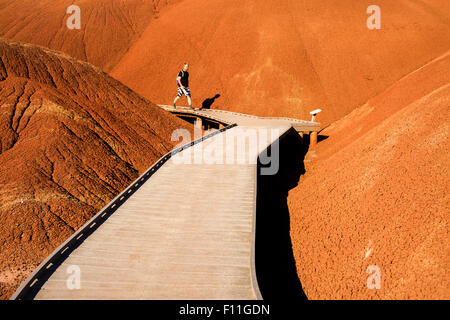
[288,51,450,299]
[0,0,180,71]
[111,0,450,125]
[0,39,190,299]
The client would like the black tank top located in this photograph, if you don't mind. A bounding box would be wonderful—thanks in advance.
[177,70,189,87]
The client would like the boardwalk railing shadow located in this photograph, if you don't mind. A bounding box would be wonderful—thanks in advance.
[255,127,308,301]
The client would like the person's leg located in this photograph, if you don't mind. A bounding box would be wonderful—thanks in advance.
[173,90,181,108]
[183,87,193,110]
[173,96,180,105]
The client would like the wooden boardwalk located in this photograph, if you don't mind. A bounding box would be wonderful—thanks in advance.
[12,110,319,300]
[158,105,320,133]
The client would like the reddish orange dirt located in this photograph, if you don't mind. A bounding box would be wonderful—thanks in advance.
[1,1,449,125]
[0,39,190,299]
[288,51,450,299]
[111,0,450,125]
[0,0,449,301]
[0,0,181,72]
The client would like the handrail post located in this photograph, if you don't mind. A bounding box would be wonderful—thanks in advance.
[309,109,322,147]
[195,117,202,129]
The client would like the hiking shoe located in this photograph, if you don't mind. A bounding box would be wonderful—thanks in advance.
[189,105,195,110]
[172,103,176,109]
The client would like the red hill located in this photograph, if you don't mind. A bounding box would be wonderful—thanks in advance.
[111,0,450,125]
[288,51,450,299]
[0,39,190,299]
[0,0,180,72]
[1,1,448,125]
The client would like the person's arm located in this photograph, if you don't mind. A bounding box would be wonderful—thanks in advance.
[177,76,184,88]
[177,71,185,89]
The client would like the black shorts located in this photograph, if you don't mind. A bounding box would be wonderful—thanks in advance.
[177,86,191,97]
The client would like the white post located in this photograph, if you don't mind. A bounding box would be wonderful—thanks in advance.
[309,109,322,147]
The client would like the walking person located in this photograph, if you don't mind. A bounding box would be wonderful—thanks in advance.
[172,63,194,110]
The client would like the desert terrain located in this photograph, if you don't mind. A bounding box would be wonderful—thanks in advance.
[0,38,190,299]
[289,51,449,299]
[1,0,449,125]
[0,0,449,300]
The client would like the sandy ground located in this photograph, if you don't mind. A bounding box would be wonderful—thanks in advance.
[0,1,449,125]
[0,0,180,72]
[111,0,450,125]
[288,52,450,299]
[0,0,449,300]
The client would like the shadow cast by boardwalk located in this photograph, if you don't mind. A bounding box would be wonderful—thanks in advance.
[255,128,308,301]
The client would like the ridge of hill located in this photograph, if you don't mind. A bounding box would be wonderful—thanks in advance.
[0,38,190,299]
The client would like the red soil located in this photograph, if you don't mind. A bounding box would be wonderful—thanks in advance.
[288,51,450,299]
[0,0,180,72]
[0,39,190,299]
[0,1,449,301]
[2,1,448,125]
[111,0,450,125]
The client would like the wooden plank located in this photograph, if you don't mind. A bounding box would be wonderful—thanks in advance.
[29,125,291,300]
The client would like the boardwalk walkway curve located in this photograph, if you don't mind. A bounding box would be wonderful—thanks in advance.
[11,108,320,300]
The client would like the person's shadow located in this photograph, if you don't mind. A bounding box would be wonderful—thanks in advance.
[201,94,220,109]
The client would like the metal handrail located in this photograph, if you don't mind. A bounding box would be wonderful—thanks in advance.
[11,123,238,300]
